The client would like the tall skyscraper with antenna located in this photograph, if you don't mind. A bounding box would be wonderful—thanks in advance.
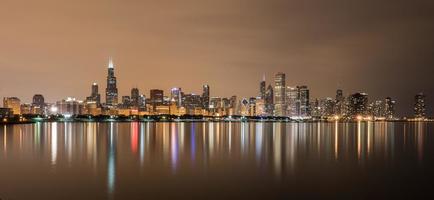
[105,57,118,106]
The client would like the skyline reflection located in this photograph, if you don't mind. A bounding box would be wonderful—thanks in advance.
[0,122,431,199]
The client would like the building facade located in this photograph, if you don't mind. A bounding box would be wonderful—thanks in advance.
[105,58,118,106]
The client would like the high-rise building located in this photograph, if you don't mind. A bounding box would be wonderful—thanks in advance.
[335,89,344,115]
[184,94,202,110]
[255,98,266,116]
[248,97,257,116]
[170,87,182,107]
[3,97,21,115]
[31,94,45,113]
[384,97,396,119]
[369,100,384,118]
[240,98,249,116]
[150,89,164,109]
[260,76,266,99]
[322,97,335,117]
[286,86,298,117]
[297,86,310,117]
[265,85,274,115]
[105,58,118,106]
[414,93,426,118]
[121,96,131,108]
[202,85,210,110]
[131,88,140,108]
[86,83,101,106]
[139,95,146,109]
[32,94,46,114]
[274,72,286,116]
[32,94,45,107]
[348,93,368,117]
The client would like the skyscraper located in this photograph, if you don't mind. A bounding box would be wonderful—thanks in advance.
[260,76,266,99]
[150,89,164,109]
[297,85,310,117]
[286,86,298,117]
[202,84,210,110]
[274,72,286,116]
[384,97,396,119]
[32,94,45,108]
[348,92,368,117]
[32,94,46,114]
[105,58,118,106]
[265,85,274,115]
[170,87,182,107]
[335,89,344,115]
[414,93,426,118]
[131,88,140,108]
[86,83,101,106]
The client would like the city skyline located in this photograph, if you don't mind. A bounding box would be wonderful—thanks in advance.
[0,58,430,119]
[1,0,434,117]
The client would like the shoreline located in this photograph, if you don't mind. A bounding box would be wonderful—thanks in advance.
[0,115,431,125]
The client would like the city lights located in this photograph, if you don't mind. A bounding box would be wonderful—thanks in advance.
[0,59,430,123]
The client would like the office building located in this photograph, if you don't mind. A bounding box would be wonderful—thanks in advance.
[105,58,119,105]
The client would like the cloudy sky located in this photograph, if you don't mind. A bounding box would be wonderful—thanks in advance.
[0,0,433,116]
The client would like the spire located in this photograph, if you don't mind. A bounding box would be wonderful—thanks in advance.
[262,74,266,82]
[108,57,114,69]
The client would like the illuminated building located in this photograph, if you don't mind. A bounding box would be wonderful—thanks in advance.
[86,83,101,106]
[150,89,164,110]
[131,88,140,108]
[311,97,335,118]
[3,97,21,115]
[20,104,33,114]
[202,85,210,110]
[335,89,344,115]
[209,97,221,114]
[84,101,102,116]
[414,93,426,118]
[33,94,45,106]
[348,93,368,117]
[121,96,131,108]
[310,98,321,118]
[369,100,384,118]
[249,97,256,116]
[105,58,119,106]
[274,72,286,116]
[323,97,335,117]
[229,96,237,109]
[170,87,182,107]
[286,86,298,117]
[169,103,180,115]
[31,94,46,114]
[260,76,266,99]
[139,95,146,109]
[255,98,266,116]
[297,86,310,117]
[384,97,396,119]
[240,98,249,116]
[56,97,84,116]
[183,94,202,113]
[155,105,170,115]
[265,85,274,115]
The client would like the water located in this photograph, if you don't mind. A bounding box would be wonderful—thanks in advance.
[0,122,433,199]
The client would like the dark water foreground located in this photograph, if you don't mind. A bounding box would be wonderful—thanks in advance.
[0,122,433,199]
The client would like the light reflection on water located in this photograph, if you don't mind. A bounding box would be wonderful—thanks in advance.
[0,122,432,199]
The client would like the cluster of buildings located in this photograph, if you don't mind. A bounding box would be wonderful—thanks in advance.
[0,58,429,120]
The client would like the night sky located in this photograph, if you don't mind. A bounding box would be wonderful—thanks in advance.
[0,0,433,117]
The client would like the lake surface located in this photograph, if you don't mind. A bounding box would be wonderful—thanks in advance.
[0,122,433,199]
